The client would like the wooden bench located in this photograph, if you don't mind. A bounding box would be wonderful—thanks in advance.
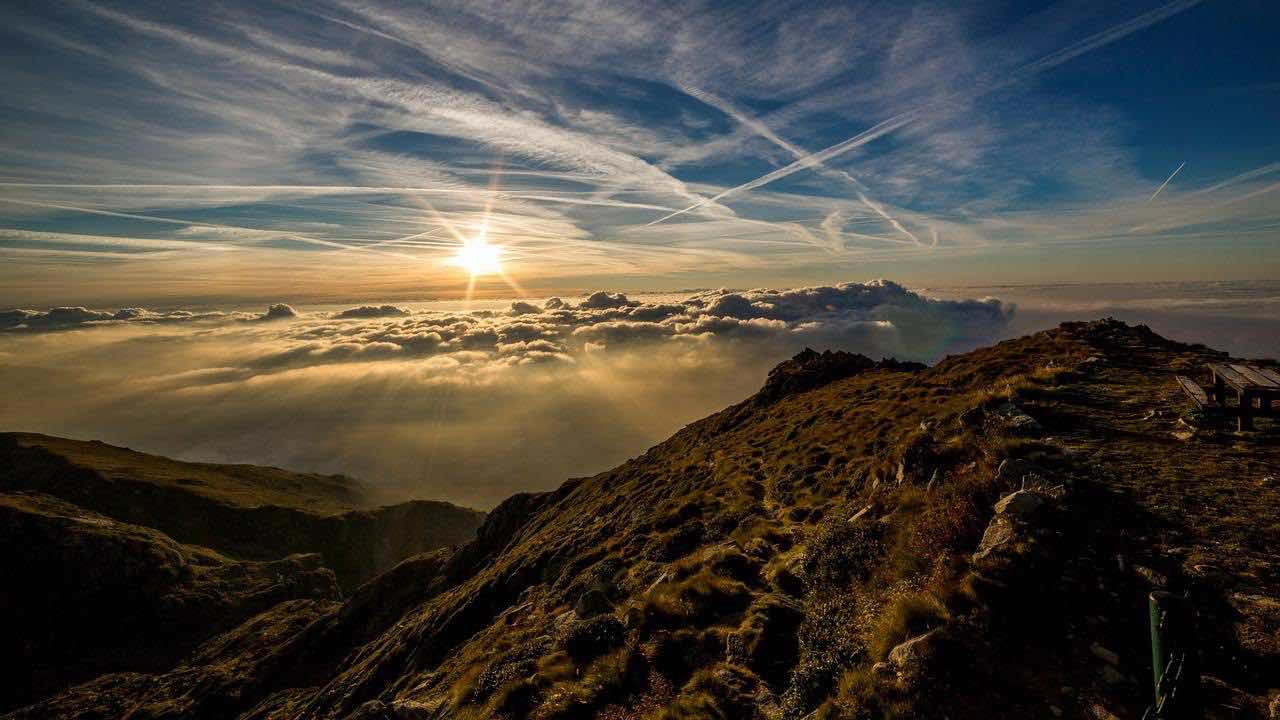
[1208,362,1280,431]
[1175,375,1215,410]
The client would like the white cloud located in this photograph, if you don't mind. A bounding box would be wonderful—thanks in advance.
[0,281,1013,507]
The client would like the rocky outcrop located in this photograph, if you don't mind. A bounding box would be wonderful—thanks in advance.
[754,348,924,406]
[972,489,1056,567]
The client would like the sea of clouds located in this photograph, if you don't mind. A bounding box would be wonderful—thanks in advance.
[0,280,1014,508]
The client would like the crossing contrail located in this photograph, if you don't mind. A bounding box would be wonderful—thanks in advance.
[646,0,1203,228]
[1147,162,1186,202]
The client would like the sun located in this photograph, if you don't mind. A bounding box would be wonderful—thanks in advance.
[452,235,502,277]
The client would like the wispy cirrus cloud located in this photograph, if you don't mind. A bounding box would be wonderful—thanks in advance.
[0,0,1275,306]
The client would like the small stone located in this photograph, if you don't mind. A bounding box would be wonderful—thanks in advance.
[1134,565,1168,588]
[957,406,984,428]
[994,457,1043,485]
[1049,706,1063,717]
[1099,664,1124,685]
[887,629,938,673]
[1090,642,1120,666]
[1089,703,1121,720]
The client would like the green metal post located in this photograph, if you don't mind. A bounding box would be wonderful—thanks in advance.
[1149,591,1168,702]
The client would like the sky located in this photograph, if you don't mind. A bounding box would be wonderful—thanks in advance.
[0,0,1277,306]
[1,2,1279,507]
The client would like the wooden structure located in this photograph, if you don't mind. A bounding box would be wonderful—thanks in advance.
[1206,363,1280,431]
[1173,375,1215,410]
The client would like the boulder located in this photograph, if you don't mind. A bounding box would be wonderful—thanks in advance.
[994,489,1048,520]
[992,401,1043,436]
[972,490,1054,564]
[574,586,612,618]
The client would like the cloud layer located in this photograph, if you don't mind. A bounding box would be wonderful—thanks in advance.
[0,281,1011,508]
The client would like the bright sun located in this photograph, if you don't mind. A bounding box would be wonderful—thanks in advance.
[453,236,502,277]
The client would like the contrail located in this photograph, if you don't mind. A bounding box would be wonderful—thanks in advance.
[682,85,926,247]
[645,110,918,226]
[1147,162,1185,202]
[647,0,1203,228]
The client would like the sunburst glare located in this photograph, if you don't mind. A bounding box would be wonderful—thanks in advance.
[452,233,502,277]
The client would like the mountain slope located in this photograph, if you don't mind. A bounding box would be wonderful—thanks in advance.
[0,491,341,712]
[8,320,1280,719]
[0,434,485,589]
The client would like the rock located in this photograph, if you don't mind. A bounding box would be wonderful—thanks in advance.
[1089,642,1120,666]
[1088,702,1121,720]
[994,490,1048,520]
[755,349,924,406]
[1134,565,1168,588]
[849,505,872,523]
[992,401,1043,436]
[1171,428,1196,442]
[973,490,1054,564]
[1049,706,1063,717]
[887,629,939,678]
[957,405,984,429]
[994,458,1045,485]
[574,586,612,618]
[1099,664,1125,685]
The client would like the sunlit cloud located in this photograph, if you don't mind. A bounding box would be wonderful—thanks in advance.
[0,281,1013,507]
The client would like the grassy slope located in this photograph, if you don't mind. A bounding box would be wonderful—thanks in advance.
[8,319,1279,719]
[0,433,486,591]
[2,432,364,512]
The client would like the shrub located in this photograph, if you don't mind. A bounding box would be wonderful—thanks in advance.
[870,592,949,660]
[561,615,625,662]
[641,570,752,629]
[802,514,885,590]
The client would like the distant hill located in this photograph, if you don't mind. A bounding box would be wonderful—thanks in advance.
[0,433,485,591]
[0,491,341,712]
[5,320,1279,719]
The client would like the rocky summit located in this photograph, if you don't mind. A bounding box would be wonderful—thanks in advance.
[3,319,1279,719]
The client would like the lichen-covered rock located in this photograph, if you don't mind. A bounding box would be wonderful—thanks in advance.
[991,401,1043,436]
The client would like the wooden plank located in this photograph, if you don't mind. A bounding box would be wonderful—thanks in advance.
[1230,364,1280,388]
[1175,375,1213,408]
[1209,363,1252,391]
[1255,366,1280,386]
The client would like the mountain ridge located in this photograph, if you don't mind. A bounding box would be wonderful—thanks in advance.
[4,319,1279,718]
[0,433,485,591]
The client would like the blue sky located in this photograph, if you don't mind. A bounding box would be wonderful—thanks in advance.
[1,0,1277,306]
